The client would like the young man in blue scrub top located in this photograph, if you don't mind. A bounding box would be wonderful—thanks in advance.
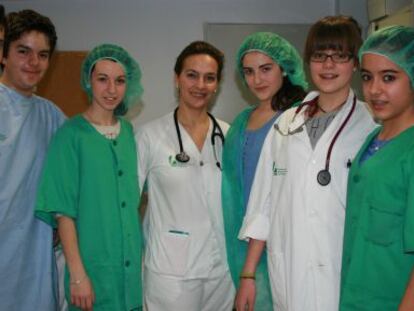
[0,9,65,310]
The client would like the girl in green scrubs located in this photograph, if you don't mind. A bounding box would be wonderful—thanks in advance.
[340,26,414,311]
[36,44,144,311]
[224,32,307,311]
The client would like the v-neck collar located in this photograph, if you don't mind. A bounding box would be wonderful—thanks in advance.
[293,90,356,153]
[354,125,414,169]
[177,116,213,156]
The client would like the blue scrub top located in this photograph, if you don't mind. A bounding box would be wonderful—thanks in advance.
[0,83,65,310]
[242,113,278,208]
[222,106,276,310]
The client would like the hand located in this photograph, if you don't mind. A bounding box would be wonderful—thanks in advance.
[235,278,256,311]
[399,298,414,311]
[399,278,414,311]
[70,276,95,311]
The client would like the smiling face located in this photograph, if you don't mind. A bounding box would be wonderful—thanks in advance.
[175,54,218,112]
[309,49,356,101]
[0,30,51,96]
[361,53,414,127]
[242,51,283,107]
[90,59,126,114]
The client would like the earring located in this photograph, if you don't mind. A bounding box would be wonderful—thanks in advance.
[282,72,287,77]
[353,67,357,72]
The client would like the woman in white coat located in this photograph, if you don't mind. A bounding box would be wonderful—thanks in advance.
[237,16,377,311]
[135,41,234,311]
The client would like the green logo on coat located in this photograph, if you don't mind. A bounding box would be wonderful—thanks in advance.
[169,155,178,167]
[168,155,188,167]
[273,162,287,176]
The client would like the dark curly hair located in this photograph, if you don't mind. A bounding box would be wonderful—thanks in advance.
[0,5,5,31]
[271,76,307,111]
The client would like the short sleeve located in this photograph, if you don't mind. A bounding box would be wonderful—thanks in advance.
[35,125,80,227]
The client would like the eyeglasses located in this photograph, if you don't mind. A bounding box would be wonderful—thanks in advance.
[310,52,353,63]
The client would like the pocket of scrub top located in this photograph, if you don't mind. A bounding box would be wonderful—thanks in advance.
[268,251,288,310]
[363,206,402,246]
[156,231,190,277]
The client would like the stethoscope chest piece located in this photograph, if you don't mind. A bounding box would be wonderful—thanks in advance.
[173,107,224,169]
[176,152,190,163]
[317,169,331,186]
[315,95,356,187]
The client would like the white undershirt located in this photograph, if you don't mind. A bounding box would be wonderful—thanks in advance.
[90,121,121,139]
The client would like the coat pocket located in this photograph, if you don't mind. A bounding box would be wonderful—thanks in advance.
[268,250,288,311]
[148,230,191,277]
[363,206,402,246]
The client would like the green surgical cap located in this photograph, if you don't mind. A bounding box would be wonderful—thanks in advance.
[236,32,308,89]
[81,43,143,114]
[359,25,414,88]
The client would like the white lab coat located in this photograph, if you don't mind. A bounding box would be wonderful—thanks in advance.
[239,91,377,311]
[135,112,234,310]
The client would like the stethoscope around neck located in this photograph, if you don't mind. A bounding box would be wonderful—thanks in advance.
[274,95,356,186]
[173,107,225,170]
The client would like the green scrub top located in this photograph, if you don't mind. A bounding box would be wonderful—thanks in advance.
[340,126,414,311]
[36,115,143,311]
[222,106,273,310]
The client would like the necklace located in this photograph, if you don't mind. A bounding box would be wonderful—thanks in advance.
[83,111,120,139]
[369,138,389,152]
[92,122,121,139]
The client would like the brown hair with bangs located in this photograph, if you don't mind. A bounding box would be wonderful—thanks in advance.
[304,15,362,64]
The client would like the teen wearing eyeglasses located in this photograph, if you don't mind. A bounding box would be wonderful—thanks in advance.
[237,16,376,311]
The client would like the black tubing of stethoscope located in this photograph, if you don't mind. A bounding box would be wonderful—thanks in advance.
[207,111,224,170]
[173,107,185,156]
[174,108,224,168]
[323,95,357,171]
[207,111,225,146]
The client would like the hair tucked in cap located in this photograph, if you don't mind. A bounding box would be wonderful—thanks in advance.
[359,25,414,89]
[236,32,308,90]
[81,43,143,116]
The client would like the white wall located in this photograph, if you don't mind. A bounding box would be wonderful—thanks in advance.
[3,0,366,127]
[337,0,369,34]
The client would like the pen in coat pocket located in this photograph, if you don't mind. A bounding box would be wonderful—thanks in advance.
[169,230,190,236]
